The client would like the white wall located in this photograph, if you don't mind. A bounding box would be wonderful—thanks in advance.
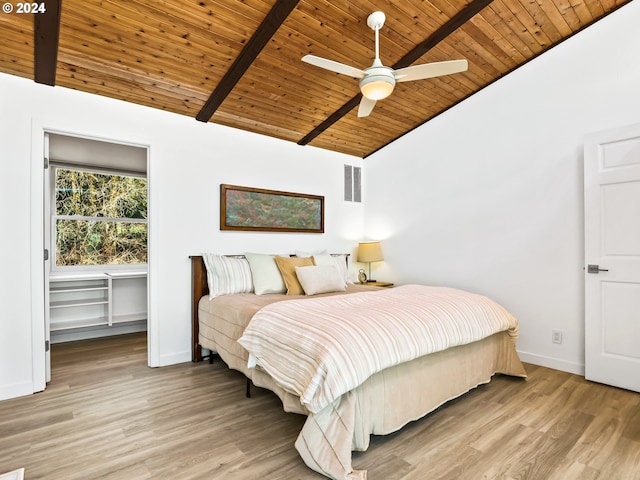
[364,1,640,374]
[0,73,363,400]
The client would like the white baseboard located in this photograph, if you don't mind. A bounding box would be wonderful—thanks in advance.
[517,350,585,376]
[156,350,191,367]
[0,381,34,402]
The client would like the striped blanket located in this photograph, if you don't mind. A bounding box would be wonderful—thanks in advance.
[238,284,519,414]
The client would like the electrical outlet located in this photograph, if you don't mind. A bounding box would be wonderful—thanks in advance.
[552,329,563,344]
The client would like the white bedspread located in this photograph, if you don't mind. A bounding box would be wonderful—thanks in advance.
[238,284,519,414]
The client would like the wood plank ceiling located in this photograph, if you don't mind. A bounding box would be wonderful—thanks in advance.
[0,0,631,158]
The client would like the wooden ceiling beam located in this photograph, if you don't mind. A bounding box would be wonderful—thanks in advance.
[297,0,494,148]
[196,0,299,123]
[34,0,62,85]
[391,0,495,69]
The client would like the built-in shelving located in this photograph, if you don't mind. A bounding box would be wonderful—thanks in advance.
[49,271,147,336]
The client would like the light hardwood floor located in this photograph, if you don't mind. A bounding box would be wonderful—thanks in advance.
[1,333,639,479]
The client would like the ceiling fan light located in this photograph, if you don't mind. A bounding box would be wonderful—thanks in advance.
[360,75,395,100]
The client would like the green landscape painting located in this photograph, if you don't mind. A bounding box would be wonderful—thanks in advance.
[221,185,323,233]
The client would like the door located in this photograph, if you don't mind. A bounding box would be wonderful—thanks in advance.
[44,133,52,382]
[584,123,640,392]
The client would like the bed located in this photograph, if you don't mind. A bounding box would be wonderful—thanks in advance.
[190,254,526,480]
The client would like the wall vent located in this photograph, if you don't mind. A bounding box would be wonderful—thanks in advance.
[344,165,361,203]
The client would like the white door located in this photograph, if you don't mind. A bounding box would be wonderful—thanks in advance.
[44,133,52,383]
[584,123,640,392]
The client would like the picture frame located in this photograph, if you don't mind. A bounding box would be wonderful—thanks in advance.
[220,184,324,233]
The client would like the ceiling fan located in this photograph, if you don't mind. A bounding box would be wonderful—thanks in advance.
[302,12,468,118]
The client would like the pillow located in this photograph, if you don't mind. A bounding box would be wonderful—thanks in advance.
[202,253,253,298]
[312,254,350,285]
[244,253,286,295]
[295,265,347,296]
[274,256,315,295]
[295,249,329,258]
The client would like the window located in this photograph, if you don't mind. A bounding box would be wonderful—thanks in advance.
[52,166,147,268]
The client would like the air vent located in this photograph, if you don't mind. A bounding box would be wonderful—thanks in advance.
[344,165,361,203]
[353,166,361,202]
[344,165,353,201]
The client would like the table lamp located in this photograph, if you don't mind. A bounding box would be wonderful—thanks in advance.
[357,241,384,282]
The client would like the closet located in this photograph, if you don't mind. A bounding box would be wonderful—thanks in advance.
[45,133,148,345]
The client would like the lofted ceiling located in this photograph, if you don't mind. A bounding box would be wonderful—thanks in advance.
[0,0,630,158]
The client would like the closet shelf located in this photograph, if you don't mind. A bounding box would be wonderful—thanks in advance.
[50,317,109,331]
[49,271,147,334]
[50,285,108,294]
[50,298,109,309]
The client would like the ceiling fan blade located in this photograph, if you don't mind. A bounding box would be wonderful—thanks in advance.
[302,55,366,79]
[357,96,377,118]
[394,59,468,83]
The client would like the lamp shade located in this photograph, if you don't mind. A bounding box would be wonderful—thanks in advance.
[359,65,396,100]
[357,241,384,263]
[360,77,395,100]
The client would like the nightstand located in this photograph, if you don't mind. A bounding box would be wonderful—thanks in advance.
[363,281,394,287]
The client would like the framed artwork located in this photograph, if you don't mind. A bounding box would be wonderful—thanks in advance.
[220,184,324,233]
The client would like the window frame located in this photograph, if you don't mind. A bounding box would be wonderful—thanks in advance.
[48,162,148,273]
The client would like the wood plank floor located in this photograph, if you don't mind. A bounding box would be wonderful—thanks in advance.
[1,333,639,479]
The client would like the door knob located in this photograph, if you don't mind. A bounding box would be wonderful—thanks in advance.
[587,264,609,274]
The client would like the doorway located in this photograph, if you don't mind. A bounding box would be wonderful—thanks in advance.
[43,132,149,382]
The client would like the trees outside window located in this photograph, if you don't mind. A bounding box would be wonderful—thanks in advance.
[53,167,147,267]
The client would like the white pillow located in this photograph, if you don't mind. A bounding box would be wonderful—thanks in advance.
[295,249,329,258]
[244,253,286,295]
[312,254,350,285]
[295,265,346,295]
[202,253,253,298]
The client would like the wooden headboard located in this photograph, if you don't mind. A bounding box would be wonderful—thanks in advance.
[190,253,350,362]
[190,255,208,362]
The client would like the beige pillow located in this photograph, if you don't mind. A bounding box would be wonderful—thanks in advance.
[294,265,346,296]
[274,256,315,295]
